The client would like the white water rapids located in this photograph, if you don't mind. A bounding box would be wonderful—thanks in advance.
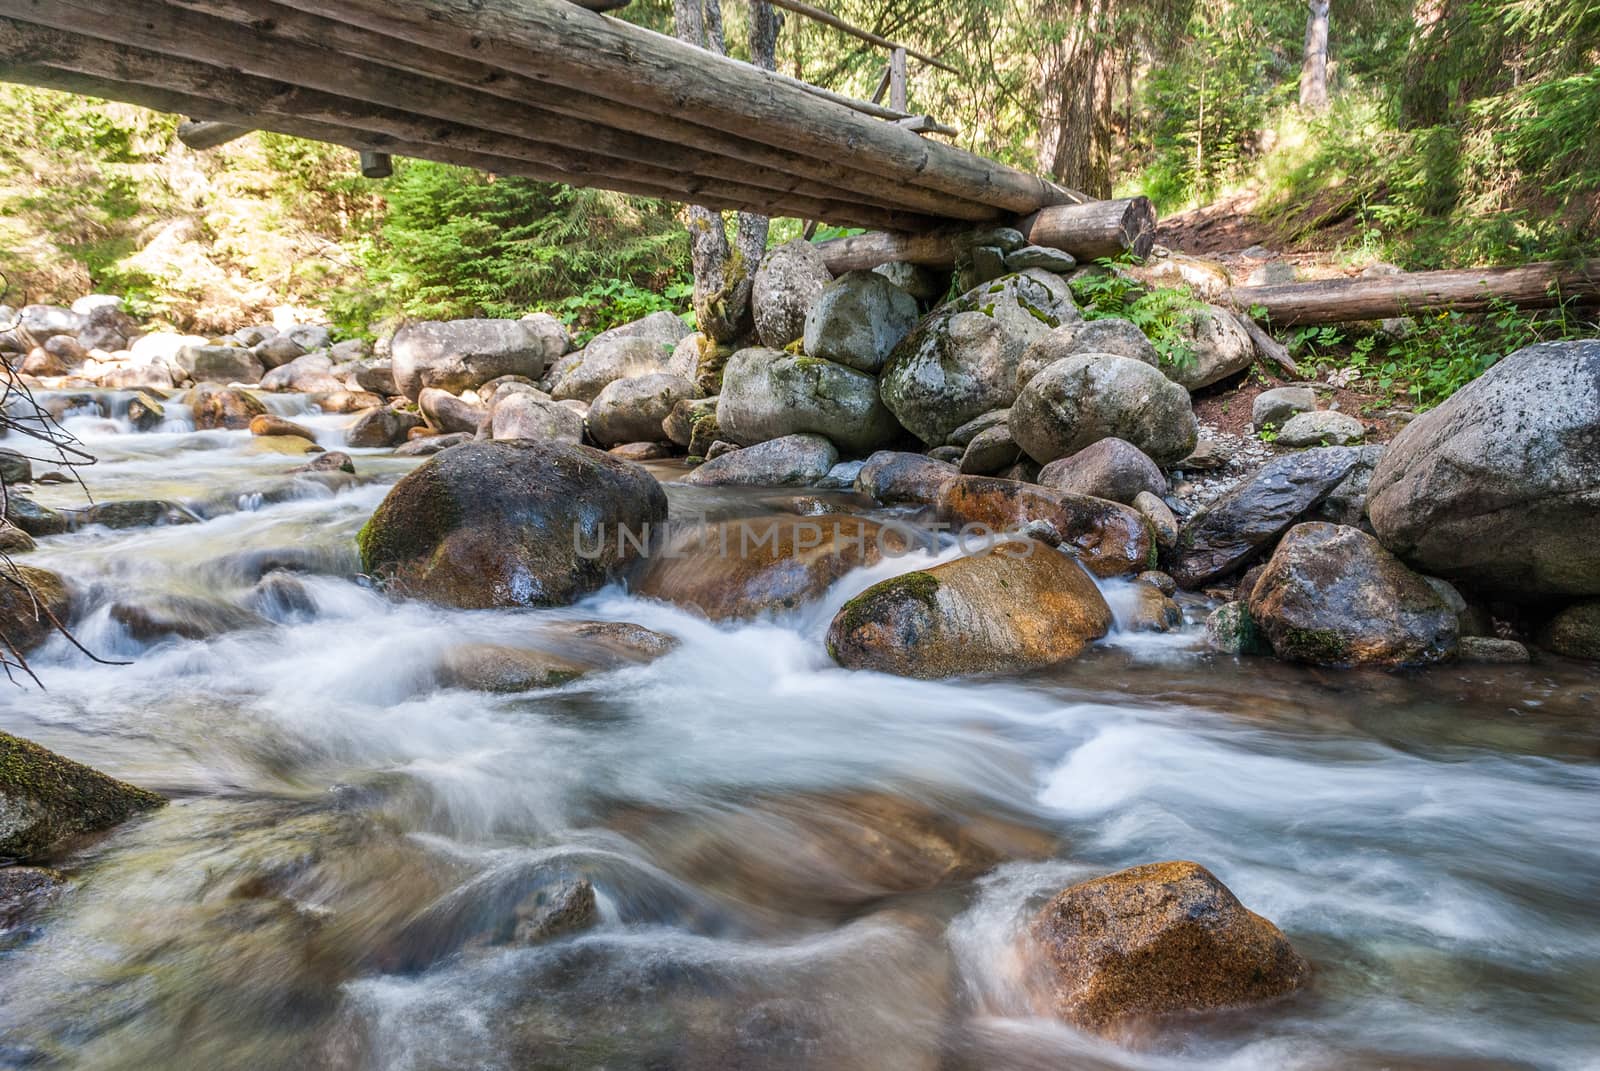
[1,392,1597,1070]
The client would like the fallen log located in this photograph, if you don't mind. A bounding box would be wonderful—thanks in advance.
[815,198,1157,273]
[1226,259,1600,327]
[175,119,248,150]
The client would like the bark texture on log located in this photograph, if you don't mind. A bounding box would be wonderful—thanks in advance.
[1228,260,1600,327]
[815,198,1157,273]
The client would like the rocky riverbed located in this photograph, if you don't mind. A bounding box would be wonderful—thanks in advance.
[2,271,1598,1069]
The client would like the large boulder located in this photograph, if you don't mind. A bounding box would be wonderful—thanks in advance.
[391,319,564,401]
[0,564,70,653]
[1028,861,1308,1035]
[357,440,667,608]
[802,270,920,373]
[587,309,690,352]
[0,730,164,861]
[490,392,584,443]
[637,516,887,619]
[716,347,901,455]
[176,344,264,385]
[1538,600,1600,661]
[1171,447,1364,589]
[681,433,838,487]
[938,476,1153,578]
[1164,305,1255,391]
[826,543,1112,677]
[1366,340,1600,597]
[587,373,697,447]
[752,238,832,349]
[1036,437,1167,505]
[550,335,673,403]
[1010,352,1198,466]
[1249,522,1459,666]
[1015,318,1159,388]
[879,270,1078,445]
[260,352,343,394]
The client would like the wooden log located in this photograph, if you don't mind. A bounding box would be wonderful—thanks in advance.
[271,0,1079,215]
[1226,259,1600,327]
[815,198,1157,273]
[176,119,248,149]
[167,0,996,222]
[0,57,934,230]
[358,150,393,178]
[0,10,940,230]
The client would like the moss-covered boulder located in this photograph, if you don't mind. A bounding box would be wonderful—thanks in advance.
[0,564,71,654]
[1028,861,1308,1035]
[716,347,902,455]
[938,475,1154,579]
[826,543,1112,678]
[357,440,667,609]
[1,731,165,861]
[879,270,1078,445]
[1249,522,1458,667]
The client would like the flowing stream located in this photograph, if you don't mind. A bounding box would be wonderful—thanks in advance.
[3,392,1598,1071]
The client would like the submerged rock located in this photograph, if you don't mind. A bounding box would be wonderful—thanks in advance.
[0,865,67,929]
[1027,861,1308,1035]
[826,543,1112,678]
[681,433,839,488]
[1367,340,1600,597]
[69,500,200,531]
[0,564,70,653]
[1249,522,1459,667]
[0,730,165,860]
[110,596,273,642]
[637,516,888,619]
[438,621,676,692]
[357,440,667,609]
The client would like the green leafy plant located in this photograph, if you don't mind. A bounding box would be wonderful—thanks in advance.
[1069,258,1207,369]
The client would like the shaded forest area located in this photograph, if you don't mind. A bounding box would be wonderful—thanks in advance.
[0,0,1595,344]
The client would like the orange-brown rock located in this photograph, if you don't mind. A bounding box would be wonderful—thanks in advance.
[637,515,891,619]
[1028,861,1309,1035]
[827,543,1112,678]
[248,413,317,441]
[938,476,1153,578]
[188,384,267,431]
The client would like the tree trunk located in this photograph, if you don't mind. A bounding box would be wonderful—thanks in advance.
[1299,0,1331,112]
[677,0,779,343]
[1038,0,1117,199]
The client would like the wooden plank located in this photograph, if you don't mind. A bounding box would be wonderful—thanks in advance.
[1227,260,1600,326]
[271,0,1079,215]
[815,198,1157,272]
[763,0,958,74]
[162,0,998,222]
[0,4,953,227]
[889,47,907,112]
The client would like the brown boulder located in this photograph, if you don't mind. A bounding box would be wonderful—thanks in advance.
[357,440,668,609]
[0,564,71,654]
[826,543,1112,678]
[853,450,959,506]
[345,406,424,448]
[188,385,267,431]
[636,515,890,619]
[1249,522,1458,667]
[939,475,1154,578]
[1028,860,1308,1035]
[248,413,316,441]
[1036,437,1166,505]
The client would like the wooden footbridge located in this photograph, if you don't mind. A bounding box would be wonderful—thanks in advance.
[0,0,1156,263]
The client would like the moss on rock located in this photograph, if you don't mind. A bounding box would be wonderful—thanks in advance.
[1,730,165,861]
